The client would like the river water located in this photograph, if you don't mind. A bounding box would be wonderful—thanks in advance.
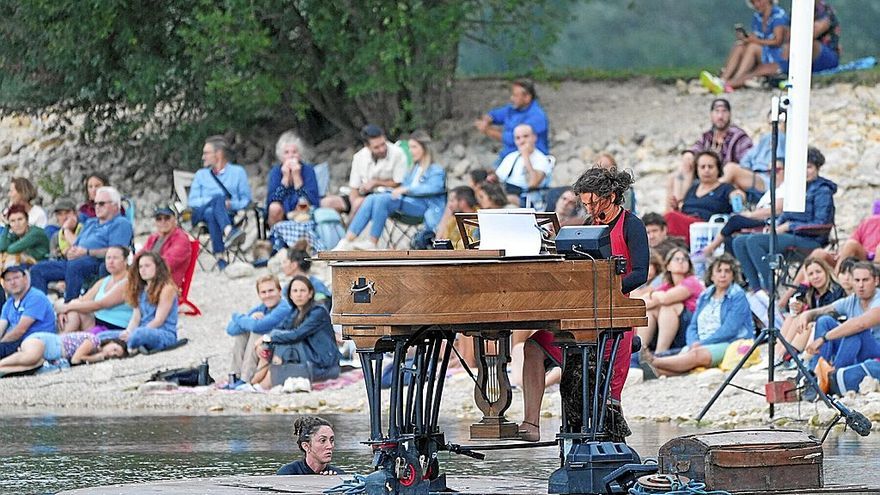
[1,414,876,494]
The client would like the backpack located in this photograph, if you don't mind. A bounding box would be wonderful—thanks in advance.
[150,361,214,387]
[313,207,345,251]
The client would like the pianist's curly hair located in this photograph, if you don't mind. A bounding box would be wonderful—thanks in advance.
[293,416,333,453]
[572,167,634,206]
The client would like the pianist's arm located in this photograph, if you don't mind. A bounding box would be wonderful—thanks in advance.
[268,306,332,344]
[620,213,650,294]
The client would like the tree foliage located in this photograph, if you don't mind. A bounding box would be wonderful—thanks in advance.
[0,0,570,149]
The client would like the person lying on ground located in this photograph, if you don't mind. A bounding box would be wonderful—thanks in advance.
[0,332,127,376]
[55,245,132,334]
[643,254,754,377]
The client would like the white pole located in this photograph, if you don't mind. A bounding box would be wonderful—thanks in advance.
[784,0,816,213]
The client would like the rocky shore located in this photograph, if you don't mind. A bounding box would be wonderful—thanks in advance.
[1,78,879,428]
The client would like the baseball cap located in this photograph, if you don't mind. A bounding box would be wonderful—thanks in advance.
[153,205,176,217]
[1,264,27,278]
[710,98,731,111]
[53,198,77,212]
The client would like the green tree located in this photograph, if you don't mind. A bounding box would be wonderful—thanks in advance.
[0,0,569,150]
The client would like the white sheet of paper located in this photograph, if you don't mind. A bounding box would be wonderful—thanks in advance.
[477,208,542,256]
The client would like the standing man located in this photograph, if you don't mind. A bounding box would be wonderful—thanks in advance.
[29,187,133,301]
[0,265,56,359]
[320,125,407,218]
[141,205,192,289]
[475,79,549,163]
[667,99,753,207]
[189,136,252,270]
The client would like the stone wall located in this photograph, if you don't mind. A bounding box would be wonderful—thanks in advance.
[1,79,878,237]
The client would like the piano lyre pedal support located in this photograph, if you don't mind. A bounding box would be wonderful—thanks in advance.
[470,331,519,439]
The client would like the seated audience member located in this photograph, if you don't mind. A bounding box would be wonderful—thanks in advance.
[667,99,752,205]
[776,257,845,358]
[320,125,407,218]
[700,0,789,93]
[30,186,133,302]
[474,79,549,163]
[334,131,446,251]
[475,181,511,209]
[642,212,687,260]
[188,136,252,270]
[701,160,785,256]
[643,254,753,376]
[733,147,836,294]
[266,131,320,228]
[467,170,489,190]
[277,416,343,475]
[836,257,859,296]
[78,173,111,221]
[252,275,340,387]
[834,214,880,267]
[227,275,292,383]
[665,151,740,242]
[0,204,50,264]
[553,187,587,227]
[0,265,56,359]
[798,262,880,374]
[49,198,81,260]
[115,253,179,354]
[434,186,479,249]
[5,177,48,228]
[776,1,841,75]
[141,206,192,289]
[0,332,127,375]
[281,242,331,304]
[492,124,553,204]
[636,248,705,353]
[56,246,132,334]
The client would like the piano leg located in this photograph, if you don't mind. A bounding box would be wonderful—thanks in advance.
[470,332,520,440]
[357,329,454,495]
[549,331,641,495]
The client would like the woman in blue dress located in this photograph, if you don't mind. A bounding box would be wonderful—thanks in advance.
[121,252,179,353]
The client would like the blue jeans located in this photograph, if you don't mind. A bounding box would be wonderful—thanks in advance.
[191,195,233,254]
[811,315,880,369]
[348,193,428,240]
[29,256,105,302]
[732,233,821,292]
[128,327,178,352]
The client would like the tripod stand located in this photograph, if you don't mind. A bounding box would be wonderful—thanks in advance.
[696,95,871,437]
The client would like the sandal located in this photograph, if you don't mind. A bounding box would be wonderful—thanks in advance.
[518,421,540,442]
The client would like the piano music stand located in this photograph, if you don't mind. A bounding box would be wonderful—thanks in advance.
[454,211,561,251]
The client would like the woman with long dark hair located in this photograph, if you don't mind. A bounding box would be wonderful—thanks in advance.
[120,252,179,353]
[251,275,340,388]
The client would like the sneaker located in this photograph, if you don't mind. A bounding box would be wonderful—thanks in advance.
[332,238,355,251]
[700,70,725,95]
[223,228,245,249]
[351,238,378,251]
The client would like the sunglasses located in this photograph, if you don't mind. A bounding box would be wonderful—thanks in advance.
[155,215,173,222]
[94,201,112,207]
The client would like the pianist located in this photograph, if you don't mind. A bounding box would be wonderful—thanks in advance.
[519,166,649,442]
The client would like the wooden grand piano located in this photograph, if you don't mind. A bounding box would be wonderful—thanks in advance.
[318,247,647,495]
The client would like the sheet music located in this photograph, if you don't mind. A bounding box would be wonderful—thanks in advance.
[477,208,542,256]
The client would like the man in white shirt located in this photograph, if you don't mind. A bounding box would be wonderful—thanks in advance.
[492,124,553,204]
[320,124,407,217]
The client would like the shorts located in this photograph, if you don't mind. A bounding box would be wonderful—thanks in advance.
[762,46,784,65]
[529,330,562,370]
[341,195,352,214]
[703,343,730,368]
[779,44,839,74]
[24,332,63,362]
[671,310,693,350]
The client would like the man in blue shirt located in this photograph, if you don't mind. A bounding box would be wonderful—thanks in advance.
[474,80,549,163]
[29,187,133,301]
[0,264,56,359]
[189,136,253,269]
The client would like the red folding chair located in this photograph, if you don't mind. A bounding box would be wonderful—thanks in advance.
[178,237,202,316]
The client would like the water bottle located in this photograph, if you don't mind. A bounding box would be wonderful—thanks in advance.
[198,359,209,386]
[731,195,743,213]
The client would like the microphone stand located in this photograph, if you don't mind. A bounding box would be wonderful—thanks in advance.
[696,95,872,438]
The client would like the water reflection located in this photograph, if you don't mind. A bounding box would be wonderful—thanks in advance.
[0,414,875,495]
